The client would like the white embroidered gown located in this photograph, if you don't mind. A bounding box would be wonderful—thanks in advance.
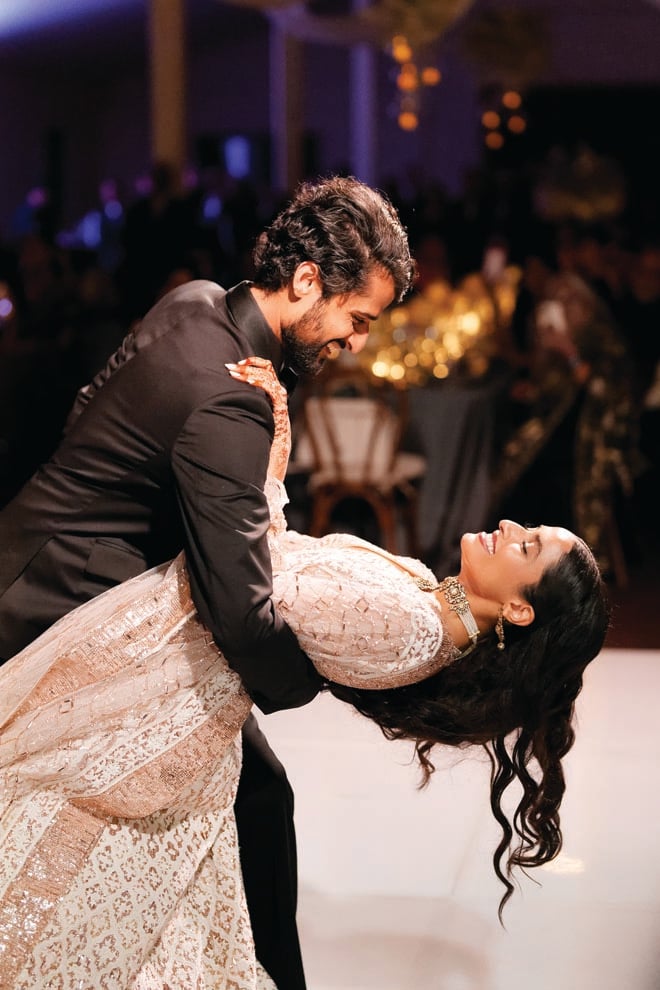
[0,479,457,989]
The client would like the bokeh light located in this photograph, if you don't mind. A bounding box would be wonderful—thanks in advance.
[485,131,504,150]
[398,111,419,131]
[421,66,441,85]
[507,114,527,134]
[502,90,522,109]
[482,110,501,129]
[355,267,521,388]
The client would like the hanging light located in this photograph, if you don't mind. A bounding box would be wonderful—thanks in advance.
[398,110,419,131]
[421,66,441,85]
[502,89,522,109]
[507,114,526,134]
[485,131,504,150]
[391,34,413,62]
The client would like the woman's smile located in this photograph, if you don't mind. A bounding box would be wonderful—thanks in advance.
[480,530,498,555]
[460,520,578,606]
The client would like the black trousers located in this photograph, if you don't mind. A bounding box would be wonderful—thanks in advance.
[235,713,307,990]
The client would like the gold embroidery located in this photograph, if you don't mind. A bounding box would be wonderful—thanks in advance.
[0,804,104,986]
[10,563,196,723]
[75,692,251,819]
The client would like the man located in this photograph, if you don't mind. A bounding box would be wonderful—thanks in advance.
[0,175,414,988]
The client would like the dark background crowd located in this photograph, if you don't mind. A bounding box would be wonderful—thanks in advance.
[1,157,659,617]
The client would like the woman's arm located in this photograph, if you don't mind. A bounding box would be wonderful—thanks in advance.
[226,358,291,481]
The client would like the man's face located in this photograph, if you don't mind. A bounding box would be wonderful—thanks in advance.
[281,268,395,376]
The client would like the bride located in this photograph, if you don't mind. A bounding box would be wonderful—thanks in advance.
[0,358,608,989]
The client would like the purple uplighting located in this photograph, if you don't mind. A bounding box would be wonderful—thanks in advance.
[0,0,136,38]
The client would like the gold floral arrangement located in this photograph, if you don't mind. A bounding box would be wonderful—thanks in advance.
[534,146,627,222]
[460,7,550,88]
[459,6,550,148]
[360,0,475,48]
[357,267,520,387]
[224,0,474,48]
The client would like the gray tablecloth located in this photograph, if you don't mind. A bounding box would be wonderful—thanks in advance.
[407,370,509,577]
[286,368,510,578]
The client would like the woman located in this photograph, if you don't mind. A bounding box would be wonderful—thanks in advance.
[0,359,608,988]
[492,270,636,577]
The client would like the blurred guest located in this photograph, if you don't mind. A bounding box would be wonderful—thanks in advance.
[10,186,55,243]
[614,238,660,547]
[0,279,21,503]
[508,237,556,362]
[447,165,494,277]
[555,221,630,314]
[64,178,126,276]
[95,177,126,275]
[221,177,265,280]
[411,231,451,293]
[491,271,637,578]
[0,236,80,500]
[120,161,196,320]
[68,256,127,384]
[492,236,557,455]
[614,238,660,405]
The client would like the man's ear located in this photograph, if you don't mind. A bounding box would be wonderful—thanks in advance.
[291,261,321,298]
[503,598,535,628]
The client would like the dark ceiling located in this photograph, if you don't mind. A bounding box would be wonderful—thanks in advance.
[0,1,264,70]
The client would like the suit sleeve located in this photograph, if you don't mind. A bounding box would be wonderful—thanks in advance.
[172,383,322,714]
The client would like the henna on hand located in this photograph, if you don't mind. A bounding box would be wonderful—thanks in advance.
[226,357,291,481]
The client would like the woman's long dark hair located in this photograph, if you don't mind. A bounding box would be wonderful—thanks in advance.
[325,541,609,920]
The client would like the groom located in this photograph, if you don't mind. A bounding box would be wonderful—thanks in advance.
[0,174,414,988]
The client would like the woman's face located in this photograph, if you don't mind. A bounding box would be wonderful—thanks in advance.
[458,519,578,612]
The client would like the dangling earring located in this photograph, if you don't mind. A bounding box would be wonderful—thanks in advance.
[495,607,506,651]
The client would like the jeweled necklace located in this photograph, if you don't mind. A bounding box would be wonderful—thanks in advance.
[413,574,480,647]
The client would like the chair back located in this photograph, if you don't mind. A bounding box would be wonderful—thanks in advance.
[297,365,407,487]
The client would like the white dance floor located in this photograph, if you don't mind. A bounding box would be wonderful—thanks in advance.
[261,648,660,990]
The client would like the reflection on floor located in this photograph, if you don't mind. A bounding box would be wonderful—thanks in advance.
[261,648,660,990]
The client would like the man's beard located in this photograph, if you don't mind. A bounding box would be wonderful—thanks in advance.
[281,301,331,376]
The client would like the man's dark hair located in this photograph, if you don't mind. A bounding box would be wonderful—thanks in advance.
[252,175,415,302]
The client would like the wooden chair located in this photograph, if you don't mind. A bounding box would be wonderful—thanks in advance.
[293,363,427,555]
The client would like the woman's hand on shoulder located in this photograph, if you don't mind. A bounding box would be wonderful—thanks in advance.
[226,357,288,413]
[226,357,291,480]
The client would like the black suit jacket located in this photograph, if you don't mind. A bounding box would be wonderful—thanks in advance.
[0,279,321,712]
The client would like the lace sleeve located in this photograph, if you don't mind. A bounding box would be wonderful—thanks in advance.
[264,476,331,569]
[265,476,289,535]
[273,540,459,689]
[265,476,290,572]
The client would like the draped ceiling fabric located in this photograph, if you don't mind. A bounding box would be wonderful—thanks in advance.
[222,0,476,50]
[222,0,476,187]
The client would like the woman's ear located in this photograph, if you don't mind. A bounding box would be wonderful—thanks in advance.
[503,598,535,628]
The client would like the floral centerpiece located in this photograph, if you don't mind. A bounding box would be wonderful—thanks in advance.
[357,267,520,387]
